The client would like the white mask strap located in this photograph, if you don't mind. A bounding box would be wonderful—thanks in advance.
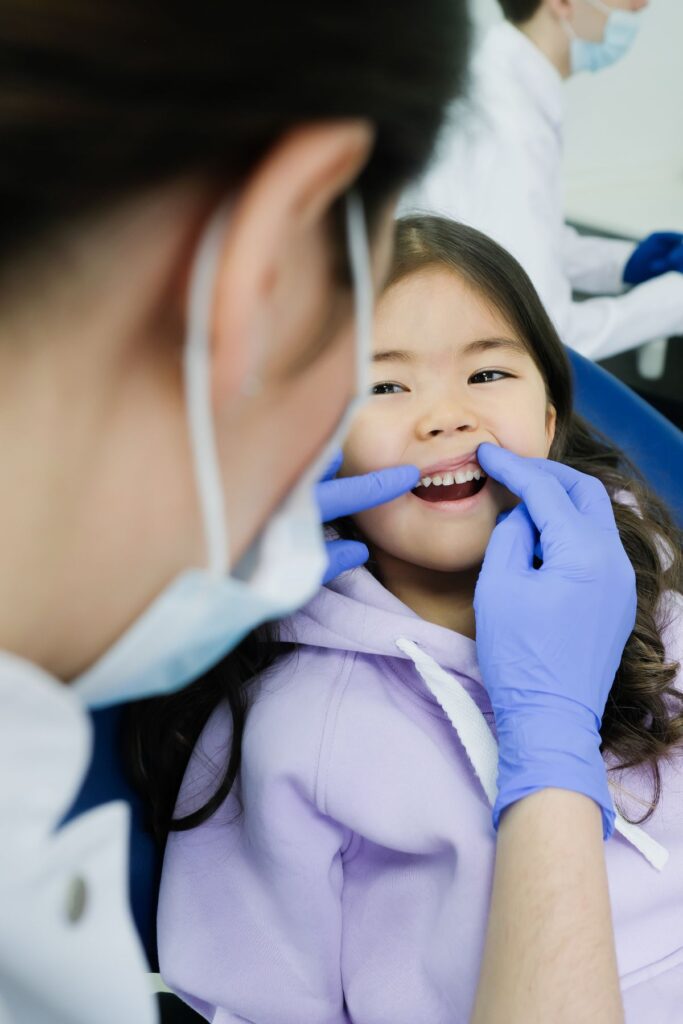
[184,203,232,577]
[184,191,373,578]
[584,0,612,14]
[564,0,611,38]
[345,191,373,399]
[562,17,577,40]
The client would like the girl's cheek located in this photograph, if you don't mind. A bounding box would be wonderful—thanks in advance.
[343,440,383,476]
[341,426,371,475]
[351,506,384,547]
[343,408,385,468]
[346,417,404,475]
[494,414,550,460]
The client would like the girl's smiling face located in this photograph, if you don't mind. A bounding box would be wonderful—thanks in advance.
[342,267,557,574]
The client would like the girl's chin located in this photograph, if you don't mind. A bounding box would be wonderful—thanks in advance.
[361,518,498,575]
[428,556,486,575]
[378,548,489,576]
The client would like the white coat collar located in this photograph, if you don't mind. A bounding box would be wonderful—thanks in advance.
[479,20,564,130]
[0,652,92,850]
[0,651,160,1023]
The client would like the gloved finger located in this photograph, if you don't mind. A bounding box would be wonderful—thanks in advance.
[318,450,344,483]
[649,231,683,248]
[652,257,672,274]
[480,503,537,574]
[322,539,369,584]
[477,445,580,534]
[496,507,544,561]
[522,457,614,528]
[316,464,420,522]
[478,444,614,529]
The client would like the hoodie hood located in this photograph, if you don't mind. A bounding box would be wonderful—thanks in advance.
[281,567,668,872]
[281,565,481,678]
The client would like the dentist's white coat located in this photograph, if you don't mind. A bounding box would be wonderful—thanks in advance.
[401,20,683,361]
[0,658,157,1024]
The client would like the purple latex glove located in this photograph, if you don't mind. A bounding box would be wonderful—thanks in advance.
[623,231,683,285]
[316,452,419,584]
[474,444,637,839]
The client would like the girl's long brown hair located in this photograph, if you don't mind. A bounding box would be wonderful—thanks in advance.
[126,215,683,840]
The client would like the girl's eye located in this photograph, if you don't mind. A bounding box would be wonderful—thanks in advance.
[469,369,512,385]
[371,382,407,395]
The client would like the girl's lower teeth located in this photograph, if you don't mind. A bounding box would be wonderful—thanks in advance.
[413,476,487,503]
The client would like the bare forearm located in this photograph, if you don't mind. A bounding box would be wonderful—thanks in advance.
[470,789,624,1024]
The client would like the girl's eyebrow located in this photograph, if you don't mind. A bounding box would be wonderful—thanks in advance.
[372,337,527,363]
[462,336,528,356]
[372,349,415,363]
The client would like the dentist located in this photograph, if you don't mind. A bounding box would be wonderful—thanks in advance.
[0,2,630,1023]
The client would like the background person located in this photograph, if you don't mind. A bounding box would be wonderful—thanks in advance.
[401,0,683,363]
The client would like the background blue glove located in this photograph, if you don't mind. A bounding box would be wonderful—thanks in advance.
[623,230,683,285]
[317,453,419,584]
[474,444,637,840]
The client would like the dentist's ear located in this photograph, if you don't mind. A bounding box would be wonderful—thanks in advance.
[204,121,375,404]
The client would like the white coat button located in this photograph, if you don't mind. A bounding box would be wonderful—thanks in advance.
[65,875,88,924]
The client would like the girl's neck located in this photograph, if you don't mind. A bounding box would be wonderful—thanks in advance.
[372,549,479,640]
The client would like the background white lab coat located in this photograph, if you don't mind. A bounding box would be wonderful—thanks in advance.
[0,657,157,1024]
[401,21,683,361]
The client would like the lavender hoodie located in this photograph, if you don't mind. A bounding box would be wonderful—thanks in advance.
[158,567,683,1023]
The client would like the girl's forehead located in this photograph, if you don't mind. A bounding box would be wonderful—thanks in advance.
[375,267,526,357]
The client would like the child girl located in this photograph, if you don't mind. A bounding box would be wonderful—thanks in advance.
[138,216,683,1022]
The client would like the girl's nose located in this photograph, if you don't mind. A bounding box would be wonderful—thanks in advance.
[415,395,478,439]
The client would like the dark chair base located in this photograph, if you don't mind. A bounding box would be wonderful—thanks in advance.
[632,388,683,432]
[157,992,206,1022]
[598,336,683,432]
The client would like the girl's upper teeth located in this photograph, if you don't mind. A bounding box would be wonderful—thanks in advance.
[420,467,486,488]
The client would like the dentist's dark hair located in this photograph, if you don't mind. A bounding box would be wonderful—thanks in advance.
[0,0,470,262]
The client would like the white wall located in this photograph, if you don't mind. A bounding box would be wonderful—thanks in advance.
[469,0,504,36]
[468,0,683,235]
[563,0,683,180]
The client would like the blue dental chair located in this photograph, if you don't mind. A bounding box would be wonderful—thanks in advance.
[569,350,683,525]
[65,348,682,1008]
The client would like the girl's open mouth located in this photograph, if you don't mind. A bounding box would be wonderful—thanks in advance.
[413,473,488,503]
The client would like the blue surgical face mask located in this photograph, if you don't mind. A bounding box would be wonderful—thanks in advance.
[74,192,373,708]
[567,0,641,74]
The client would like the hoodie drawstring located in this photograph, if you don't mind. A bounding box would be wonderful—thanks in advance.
[396,637,668,872]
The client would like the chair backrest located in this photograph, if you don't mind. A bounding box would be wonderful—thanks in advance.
[64,348,683,969]
[567,348,683,526]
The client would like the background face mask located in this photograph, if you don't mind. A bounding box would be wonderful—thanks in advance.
[74,191,373,709]
[567,0,642,74]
